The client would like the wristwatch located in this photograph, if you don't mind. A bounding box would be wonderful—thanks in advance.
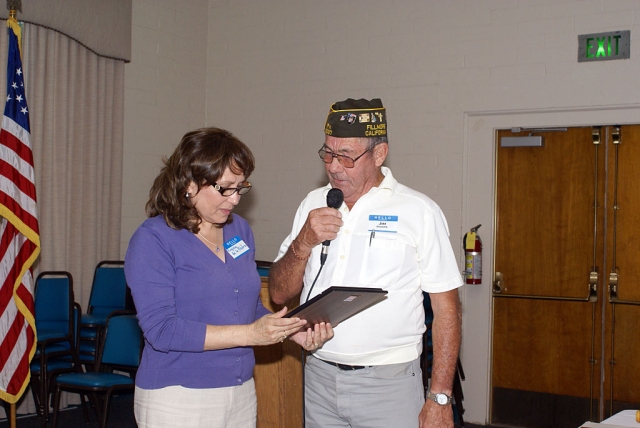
[426,389,453,405]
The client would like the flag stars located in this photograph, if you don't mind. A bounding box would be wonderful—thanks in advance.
[16,68,22,76]
[16,95,23,103]
[20,106,28,115]
[6,94,11,102]
[11,82,18,90]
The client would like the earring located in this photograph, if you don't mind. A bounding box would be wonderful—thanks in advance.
[185,192,191,198]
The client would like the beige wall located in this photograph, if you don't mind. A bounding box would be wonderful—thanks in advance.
[122,1,640,424]
[122,0,209,252]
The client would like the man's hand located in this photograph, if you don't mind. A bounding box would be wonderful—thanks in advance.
[294,207,343,254]
[269,206,343,304]
[289,321,334,351]
[419,399,454,428]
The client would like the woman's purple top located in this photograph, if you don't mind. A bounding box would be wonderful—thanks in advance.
[124,214,270,389]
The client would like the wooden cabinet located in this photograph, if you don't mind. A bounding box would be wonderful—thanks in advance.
[254,278,304,428]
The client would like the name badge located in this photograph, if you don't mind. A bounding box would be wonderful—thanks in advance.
[224,236,250,259]
[368,215,398,234]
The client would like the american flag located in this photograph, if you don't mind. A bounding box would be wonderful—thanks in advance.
[0,18,40,403]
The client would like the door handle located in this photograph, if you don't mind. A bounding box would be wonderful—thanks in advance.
[493,272,503,293]
[608,271,618,301]
[588,271,598,302]
[492,270,597,302]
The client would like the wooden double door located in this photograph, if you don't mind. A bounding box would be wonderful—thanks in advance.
[491,125,640,427]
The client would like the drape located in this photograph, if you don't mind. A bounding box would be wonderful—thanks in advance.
[22,23,124,307]
[0,21,124,416]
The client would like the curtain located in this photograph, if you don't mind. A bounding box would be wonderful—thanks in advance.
[0,21,124,415]
[0,0,132,62]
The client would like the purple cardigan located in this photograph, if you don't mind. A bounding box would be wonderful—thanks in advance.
[124,214,270,389]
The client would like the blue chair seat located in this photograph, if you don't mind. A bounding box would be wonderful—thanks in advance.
[78,354,97,365]
[31,359,74,374]
[34,342,71,356]
[56,372,134,389]
[37,329,68,342]
[79,342,97,354]
[79,326,99,340]
[81,314,109,328]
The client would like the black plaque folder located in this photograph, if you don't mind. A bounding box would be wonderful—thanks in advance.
[285,286,387,326]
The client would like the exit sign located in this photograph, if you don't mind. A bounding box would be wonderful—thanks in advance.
[578,30,630,62]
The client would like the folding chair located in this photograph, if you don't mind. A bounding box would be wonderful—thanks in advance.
[78,261,128,369]
[30,271,78,423]
[52,312,142,428]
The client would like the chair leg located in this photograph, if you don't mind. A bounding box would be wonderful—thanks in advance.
[100,392,113,428]
[52,386,62,428]
[40,365,49,424]
[29,377,42,417]
[79,393,90,422]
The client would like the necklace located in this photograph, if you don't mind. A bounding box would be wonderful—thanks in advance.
[198,232,221,252]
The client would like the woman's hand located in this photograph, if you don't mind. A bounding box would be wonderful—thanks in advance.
[248,307,308,346]
[289,321,334,351]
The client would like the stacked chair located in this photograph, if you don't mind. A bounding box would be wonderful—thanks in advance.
[420,292,466,427]
[52,311,142,428]
[30,260,137,426]
[30,271,80,424]
[78,261,129,370]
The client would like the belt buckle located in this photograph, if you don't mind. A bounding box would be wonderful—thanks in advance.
[337,363,354,370]
[336,362,364,370]
[318,357,365,371]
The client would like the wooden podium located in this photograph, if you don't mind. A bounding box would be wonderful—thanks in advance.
[254,276,304,428]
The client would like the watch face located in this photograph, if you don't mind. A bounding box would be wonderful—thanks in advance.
[436,394,448,405]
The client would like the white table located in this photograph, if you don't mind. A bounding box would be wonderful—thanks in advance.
[581,410,639,427]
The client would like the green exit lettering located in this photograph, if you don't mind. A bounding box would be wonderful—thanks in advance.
[585,35,622,58]
[578,31,630,63]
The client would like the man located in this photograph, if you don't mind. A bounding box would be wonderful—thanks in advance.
[269,98,463,428]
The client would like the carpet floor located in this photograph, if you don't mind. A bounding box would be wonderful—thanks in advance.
[0,392,136,428]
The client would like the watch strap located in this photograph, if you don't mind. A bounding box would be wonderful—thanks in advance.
[426,389,453,405]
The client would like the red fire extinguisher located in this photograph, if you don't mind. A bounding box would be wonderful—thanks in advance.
[463,224,482,284]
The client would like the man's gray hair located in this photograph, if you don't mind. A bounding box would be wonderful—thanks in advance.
[366,136,388,149]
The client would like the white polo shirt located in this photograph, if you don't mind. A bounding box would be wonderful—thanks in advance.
[275,167,463,365]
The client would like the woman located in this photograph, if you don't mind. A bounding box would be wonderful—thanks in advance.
[125,128,332,427]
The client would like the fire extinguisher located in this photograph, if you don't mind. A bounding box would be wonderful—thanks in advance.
[463,224,482,284]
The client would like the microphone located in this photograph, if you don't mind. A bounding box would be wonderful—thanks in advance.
[320,188,344,265]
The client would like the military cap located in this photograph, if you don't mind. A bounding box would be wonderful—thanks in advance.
[324,98,387,138]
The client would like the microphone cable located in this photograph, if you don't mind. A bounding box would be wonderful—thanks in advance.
[304,263,325,304]
[300,243,327,428]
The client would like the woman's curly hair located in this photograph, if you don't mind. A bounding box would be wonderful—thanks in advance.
[146,127,255,232]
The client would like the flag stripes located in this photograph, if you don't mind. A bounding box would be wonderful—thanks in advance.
[0,17,40,404]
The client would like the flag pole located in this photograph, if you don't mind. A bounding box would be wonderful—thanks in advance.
[6,12,18,428]
[8,9,18,428]
[4,2,25,427]
[9,403,15,428]
[6,14,18,428]
[6,16,17,428]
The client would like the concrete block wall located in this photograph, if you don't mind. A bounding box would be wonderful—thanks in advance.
[123,0,640,424]
[121,0,209,253]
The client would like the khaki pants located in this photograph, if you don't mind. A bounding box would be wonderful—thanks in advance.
[134,378,257,428]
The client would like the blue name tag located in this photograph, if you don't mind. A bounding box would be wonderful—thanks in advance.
[224,236,250,259]
[368,215,398,233]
